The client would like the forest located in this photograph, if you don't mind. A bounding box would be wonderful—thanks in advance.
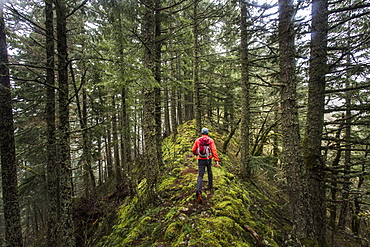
[0,0,369,246]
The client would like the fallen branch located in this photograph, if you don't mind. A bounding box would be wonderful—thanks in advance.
[244,224,265,247]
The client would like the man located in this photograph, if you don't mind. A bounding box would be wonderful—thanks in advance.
[192,127,220,203]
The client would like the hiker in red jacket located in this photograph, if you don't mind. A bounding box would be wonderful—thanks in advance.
[192,127,220,203]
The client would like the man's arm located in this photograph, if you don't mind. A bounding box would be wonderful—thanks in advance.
[210,139,220,162]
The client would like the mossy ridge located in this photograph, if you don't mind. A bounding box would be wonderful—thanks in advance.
[94,120,288,246]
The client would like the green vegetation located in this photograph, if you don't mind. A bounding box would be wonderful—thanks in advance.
[93,121,289,246]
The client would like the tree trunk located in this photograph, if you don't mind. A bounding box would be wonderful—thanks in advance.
[45,0,59,245]
[278,0,310,240]
[112,95,122,186]
[154,0,163,166]
[164,86,171,137]
[121,87,134,193]
[169,37,178,136]
[142,0,162,205]
[105,127,114,178]
[337,58,352,230]
[55,0,75,245]
[193,0,201,133]
[240,0,251,178]
[328,118,344,229]
[72,67,96,199]
[0,4,24,246]
[303,0,328,244]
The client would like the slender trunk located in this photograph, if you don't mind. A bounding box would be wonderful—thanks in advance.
[142,0,161,204]
[82,86,96,196]
[240,0,251,178]
[303,0,328,243]
[55,0,75,245]
[184,92,193,122]
[121,87,134,193]
[279,0,309,240]
[97,122,103,185]
[112,96,122,186]
[169,35,178,136]
[0,4,24,246]
[193,0,201,133]
[337,69,352,230]
[71,64,96,198]
[154,0,163,165]
[351,157,365,235]
[45,0,59,245]
[328,117,344,229]
[164,86,171,137]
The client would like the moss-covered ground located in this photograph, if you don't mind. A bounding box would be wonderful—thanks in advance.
[91,120,367,247]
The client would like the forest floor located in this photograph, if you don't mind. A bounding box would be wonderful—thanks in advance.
[86,120,368,247]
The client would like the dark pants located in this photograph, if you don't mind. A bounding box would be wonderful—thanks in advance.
[196,159,213,193]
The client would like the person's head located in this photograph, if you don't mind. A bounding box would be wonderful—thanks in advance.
[201,128,208,135]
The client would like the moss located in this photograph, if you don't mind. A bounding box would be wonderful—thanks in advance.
[93,120,293,247]
[300,238,320,247]
[189,217,252,247]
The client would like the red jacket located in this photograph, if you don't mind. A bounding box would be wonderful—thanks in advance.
[192,135,220,161]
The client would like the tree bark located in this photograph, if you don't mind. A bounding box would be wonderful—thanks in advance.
[303,0,328,243]
[105,126,114,178]
[240,0,251,178]
[112,95,122,186]
[0,4,24,246]
[142,0,162,205]
[278,0,310,240]
[193,0,201,133]
[45,0,59,245]
[54,0,75,245]
[337,51,352,231]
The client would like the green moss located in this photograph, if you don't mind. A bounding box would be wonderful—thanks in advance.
[93,120,293,247]
[189,217,252,247]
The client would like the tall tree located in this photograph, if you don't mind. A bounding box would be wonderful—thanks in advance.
[240,0,251,178]
[303,0,328,244]
[45,0,59,245]
[193,0,201,133]
[142,0,162,204]
[112,95,122,186]
[55,0,75,245]
[278,0,310,241]
[0,3,24,247]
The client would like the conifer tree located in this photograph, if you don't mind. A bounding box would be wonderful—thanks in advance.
[303,0,328,243]
[278,0,310,241]
[0,3,24,246]
[45,0,58,245]
[55,0,75,245]
[240,0,251,178]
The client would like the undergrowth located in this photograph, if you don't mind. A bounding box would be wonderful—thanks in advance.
[92,120,293,246]
[90,120,366,247]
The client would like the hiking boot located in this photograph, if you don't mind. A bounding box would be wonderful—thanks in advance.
[196,192,203,204]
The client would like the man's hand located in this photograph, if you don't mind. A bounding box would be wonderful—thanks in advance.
[215,161,219,167]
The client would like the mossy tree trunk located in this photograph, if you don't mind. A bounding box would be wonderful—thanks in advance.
[0,4,24,246]
[55,0,75,245]
[278,0,310,241]
[240,0,251,178]
[142,0,162,204]
[303,0,328,244]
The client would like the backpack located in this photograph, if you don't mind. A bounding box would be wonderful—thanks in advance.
[197,137,211,158]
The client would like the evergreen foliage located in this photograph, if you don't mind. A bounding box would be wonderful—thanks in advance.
[0,0,368,246]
